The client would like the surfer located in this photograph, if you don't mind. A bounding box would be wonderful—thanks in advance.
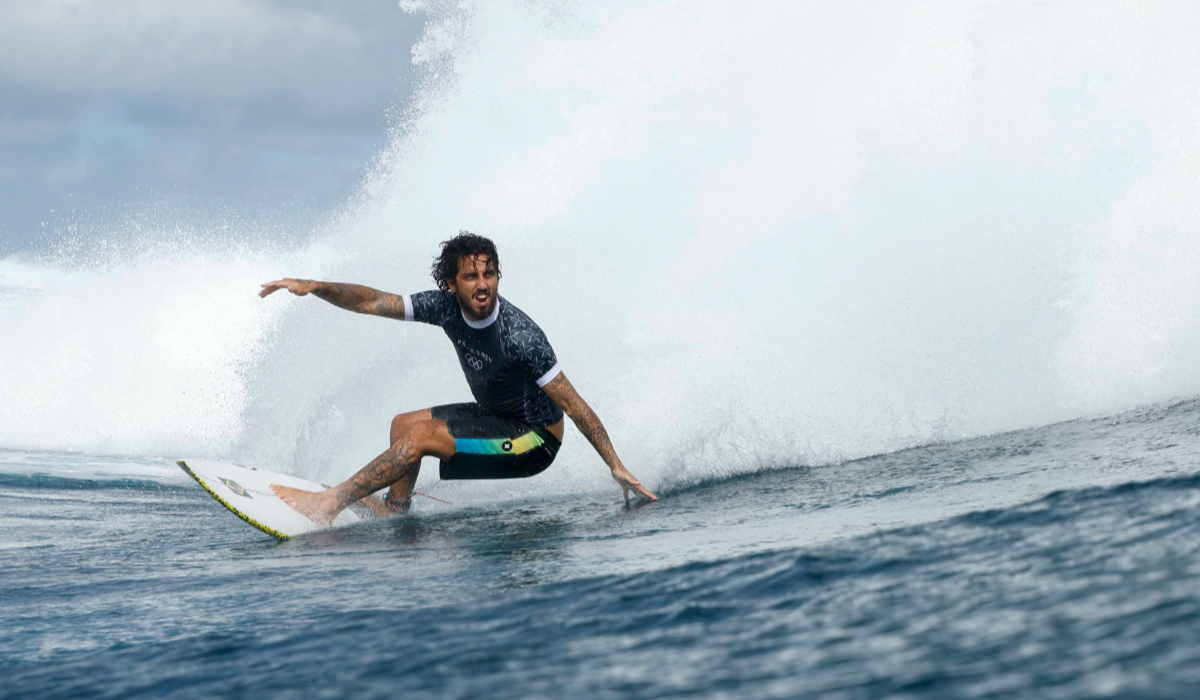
[259,232,656,524]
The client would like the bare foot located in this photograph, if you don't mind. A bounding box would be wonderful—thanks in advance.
[271,484,340,525]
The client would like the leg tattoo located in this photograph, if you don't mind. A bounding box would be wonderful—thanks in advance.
[340,439,418,507]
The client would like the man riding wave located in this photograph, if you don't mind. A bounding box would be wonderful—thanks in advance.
[259,232,656,524]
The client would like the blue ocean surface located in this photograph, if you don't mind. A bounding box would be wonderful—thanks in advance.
[3,399,1200,699]
[4,2,1200,697]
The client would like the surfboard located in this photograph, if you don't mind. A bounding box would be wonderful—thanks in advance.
[178,459,365,539]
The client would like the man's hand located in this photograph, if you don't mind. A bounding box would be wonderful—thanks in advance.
[260,278,318,298]
[611,463,658,505]
[541,372,658,504]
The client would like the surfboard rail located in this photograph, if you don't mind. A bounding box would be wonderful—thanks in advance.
[177,459,363,539]
[178,460,291,540]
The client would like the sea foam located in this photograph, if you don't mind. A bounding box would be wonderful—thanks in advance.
[2,2,1198,495]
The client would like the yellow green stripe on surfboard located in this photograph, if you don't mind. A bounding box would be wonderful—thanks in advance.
[177,460,290,540]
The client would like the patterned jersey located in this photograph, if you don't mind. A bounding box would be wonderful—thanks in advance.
[402,290,564,427]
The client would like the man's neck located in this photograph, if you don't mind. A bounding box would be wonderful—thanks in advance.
[460,298,500,329]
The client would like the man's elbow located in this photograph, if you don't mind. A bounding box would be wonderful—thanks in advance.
[568,402,597,426]
[558,401,584,424]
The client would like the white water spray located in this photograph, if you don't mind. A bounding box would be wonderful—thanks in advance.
[2,2,1199,496]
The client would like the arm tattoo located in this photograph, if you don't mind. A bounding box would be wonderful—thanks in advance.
[573,403,621,469]
[312,282,374,313]
[543,374,623,470]
[312,282,404,319]
[371,292,407,320]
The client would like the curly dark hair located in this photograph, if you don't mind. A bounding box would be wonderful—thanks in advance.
[432,231,502,292]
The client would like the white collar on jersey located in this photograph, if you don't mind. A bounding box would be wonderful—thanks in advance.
[461,297,501,329]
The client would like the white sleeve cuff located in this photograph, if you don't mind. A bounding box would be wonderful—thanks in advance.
[401,294,414,321]
[535,363,562,387]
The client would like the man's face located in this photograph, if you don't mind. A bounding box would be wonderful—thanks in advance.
[447,254,499,321]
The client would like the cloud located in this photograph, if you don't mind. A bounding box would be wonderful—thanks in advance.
[0,0,425,252]
[4,1,359,102]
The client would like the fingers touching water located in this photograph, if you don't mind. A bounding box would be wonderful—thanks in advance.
[611,465,657,505]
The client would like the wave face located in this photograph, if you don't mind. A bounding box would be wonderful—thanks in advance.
[19,476,1200,699]
[2,3,1200,491]
[5,398,1200,699]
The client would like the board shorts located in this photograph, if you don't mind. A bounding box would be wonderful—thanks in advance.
[431,402,562,480]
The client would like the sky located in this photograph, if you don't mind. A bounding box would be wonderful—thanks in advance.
[0,0,425,254]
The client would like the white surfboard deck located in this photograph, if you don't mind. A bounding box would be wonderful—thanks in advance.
[178,459,363,539]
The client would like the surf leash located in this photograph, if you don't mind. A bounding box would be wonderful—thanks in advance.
[413,491,452,505]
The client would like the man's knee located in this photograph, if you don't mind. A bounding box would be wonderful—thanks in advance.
[393,419,453,459]
[390,409,430,442]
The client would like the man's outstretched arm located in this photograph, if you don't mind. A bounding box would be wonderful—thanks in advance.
[541,372,657,504]
[260,278,406,319]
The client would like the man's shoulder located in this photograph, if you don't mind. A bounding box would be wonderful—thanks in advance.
[499,297,546,334]
[410,289,457,325]
[497,298,559,379]
[498,298,555,356]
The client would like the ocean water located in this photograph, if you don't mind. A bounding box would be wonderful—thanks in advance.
[3,398,1200,699]
[4,2,1200,698]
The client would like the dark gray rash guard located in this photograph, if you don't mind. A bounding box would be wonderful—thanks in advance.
[402,290,564,427]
